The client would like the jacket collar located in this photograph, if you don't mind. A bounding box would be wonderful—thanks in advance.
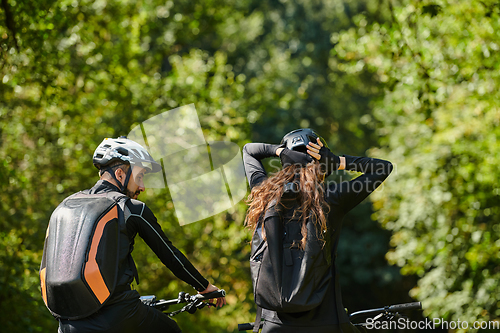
[89,179,122,194]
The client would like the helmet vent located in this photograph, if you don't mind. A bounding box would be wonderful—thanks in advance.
[116,147,129,156]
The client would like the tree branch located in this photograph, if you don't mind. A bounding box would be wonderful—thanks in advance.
[1,0,19,52]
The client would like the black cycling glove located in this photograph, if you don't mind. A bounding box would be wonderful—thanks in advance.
[280,148,313,167]
[319,146,341,176]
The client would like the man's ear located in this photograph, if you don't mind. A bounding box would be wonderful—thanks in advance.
[114,167,125,183]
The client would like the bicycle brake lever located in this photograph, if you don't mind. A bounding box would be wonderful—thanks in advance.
[392,312,407,320]
[186,302,198,314]
[385,314,395,321]
[204,302,216,308]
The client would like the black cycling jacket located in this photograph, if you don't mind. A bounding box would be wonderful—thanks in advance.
[86,180,209,292]
[242,143,393,327]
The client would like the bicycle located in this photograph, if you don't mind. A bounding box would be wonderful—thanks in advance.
[237,301,422,332]
[140,289,226,317]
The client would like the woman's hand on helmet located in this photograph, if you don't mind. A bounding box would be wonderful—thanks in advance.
[306,138,324,160]
[279,148,313,167]
[307,138,341,176]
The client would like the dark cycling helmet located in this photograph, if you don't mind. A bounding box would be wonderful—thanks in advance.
[93,136,161,173]
[280,128,328,153]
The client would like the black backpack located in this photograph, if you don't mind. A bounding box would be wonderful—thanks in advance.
[40,191,128,320]
[250,201,332,331]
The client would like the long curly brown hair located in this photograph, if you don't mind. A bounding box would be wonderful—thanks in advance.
[245,162,330,249]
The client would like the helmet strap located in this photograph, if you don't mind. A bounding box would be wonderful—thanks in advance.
[103,165,131,194]
[122,166,133,195]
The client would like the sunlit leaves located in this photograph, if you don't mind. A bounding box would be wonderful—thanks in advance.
[336,0,500,327]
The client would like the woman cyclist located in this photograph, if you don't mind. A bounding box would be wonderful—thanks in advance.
[242,128,393,333]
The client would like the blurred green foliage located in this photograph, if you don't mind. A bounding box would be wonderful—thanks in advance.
[335,0,500,331]
[3,0,497,332]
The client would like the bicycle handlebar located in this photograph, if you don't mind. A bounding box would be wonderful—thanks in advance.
[152,289,226,307]
[349,301,422,320]
[387,302,421,312]
[197,289,226,300]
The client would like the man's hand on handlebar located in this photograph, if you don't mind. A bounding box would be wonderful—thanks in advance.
[199,283,226,308]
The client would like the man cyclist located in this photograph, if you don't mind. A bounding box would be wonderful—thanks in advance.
[42,136,225,333]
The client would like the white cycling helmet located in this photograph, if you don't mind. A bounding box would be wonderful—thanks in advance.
[93,136,161,173]
[93,136,161,193]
